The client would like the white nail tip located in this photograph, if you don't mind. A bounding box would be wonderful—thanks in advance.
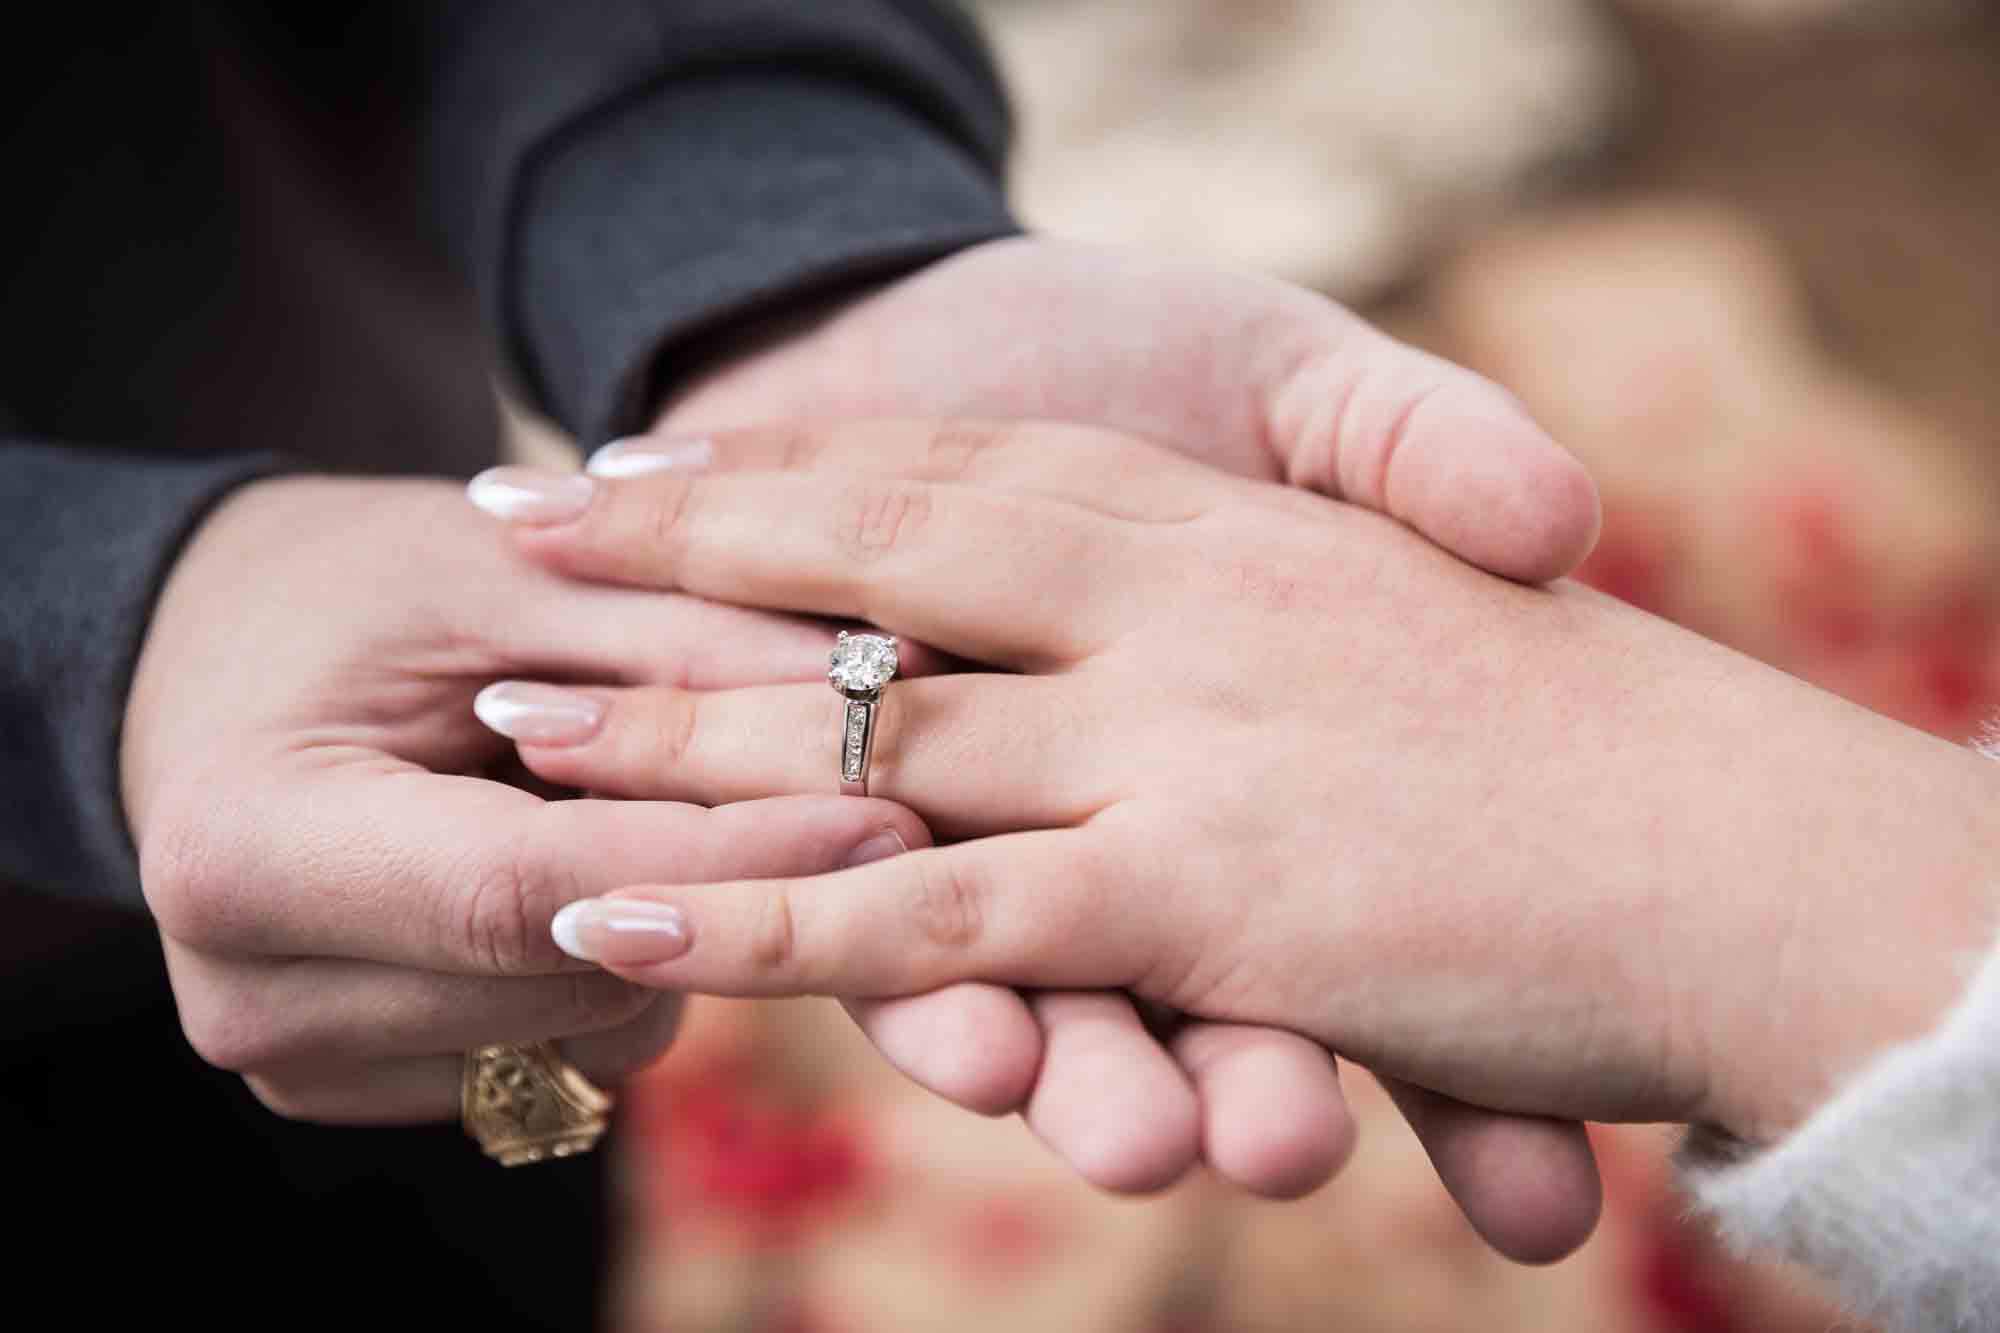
[586,438,714,478]
[464,467,593,521]
[470,682,520,736]
[465,470,535,519]
[471,681,602,747]
[550,901,593,962]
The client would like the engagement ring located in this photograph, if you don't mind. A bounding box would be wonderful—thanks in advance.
[829,630,898,796]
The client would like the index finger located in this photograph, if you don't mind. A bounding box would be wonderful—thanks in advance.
[141,765,929,975]
[587,418,1219,523]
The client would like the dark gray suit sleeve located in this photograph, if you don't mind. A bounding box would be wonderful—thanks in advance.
[0,441,288,909]
[4,1,1015,912]
[420,0,1019,443]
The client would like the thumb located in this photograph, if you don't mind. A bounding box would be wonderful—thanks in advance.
[1265,327,1600,584]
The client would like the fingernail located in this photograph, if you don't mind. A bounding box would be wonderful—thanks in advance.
[466,466,595,523]
[551,899,691,965]
[842,828,908,869]
[586,436,714,479]
[473,681,605,746]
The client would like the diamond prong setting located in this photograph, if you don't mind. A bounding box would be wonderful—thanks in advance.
[828,632,899,697]
[830,633,896,794]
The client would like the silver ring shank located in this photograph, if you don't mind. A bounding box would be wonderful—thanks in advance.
[840,694,879,796]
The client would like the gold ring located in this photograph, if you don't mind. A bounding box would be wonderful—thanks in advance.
[462,1041,613,1166]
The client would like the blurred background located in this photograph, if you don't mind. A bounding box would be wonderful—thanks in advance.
[604,1,2000,1328]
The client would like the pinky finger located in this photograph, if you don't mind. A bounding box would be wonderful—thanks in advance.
[245,1060,468,1127]
[1378,1076,1602,1265]
[242,1006,685,1128]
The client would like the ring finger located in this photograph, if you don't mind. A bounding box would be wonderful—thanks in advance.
[241,996,685,1127]
[476,675,1107,839]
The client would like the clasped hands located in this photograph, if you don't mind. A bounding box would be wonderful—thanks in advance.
[136,238,1987,1267]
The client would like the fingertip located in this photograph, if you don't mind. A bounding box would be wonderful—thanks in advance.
[846,987,1042,1116]
[1392,1084,1604,1265]
[1198,1045,1356,1200]
[560,992,687,1086]
[1497,442,1602,584]
[698,794,933,873]
[848,798,936,863]
[1063,1088,1201,1195]
[1173,1026,1354,1199]
[1025,993,1201,1195]
[1455,1117,1603,1265]
[1394,383,1602,585]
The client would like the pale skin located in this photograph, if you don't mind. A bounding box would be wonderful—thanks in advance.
[119,237,1602,1253]
[647,236,1615,1252]
[120,474,936,1121]
[473,420,2000,1205]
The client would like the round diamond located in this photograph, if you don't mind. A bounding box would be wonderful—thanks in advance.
[828,633,898,692]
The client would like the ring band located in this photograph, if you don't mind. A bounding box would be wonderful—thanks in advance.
[828,631,899,797]
[840,695,881,796]
[462,1041,613,1166]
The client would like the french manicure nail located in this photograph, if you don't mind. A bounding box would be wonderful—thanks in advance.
[586,436,714,479]
[551,899,691,965]
[466,466,595,523]
[473,681,605,746]
[842,829,908,869]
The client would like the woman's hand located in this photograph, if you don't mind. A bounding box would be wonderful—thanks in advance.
[599,234,1608,1252]
[477,422,1997,1192]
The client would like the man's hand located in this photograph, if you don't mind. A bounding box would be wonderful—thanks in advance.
[119,474,940,1123]
[643,236,1599,583]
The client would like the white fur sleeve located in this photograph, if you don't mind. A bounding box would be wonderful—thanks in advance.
[1679,940,2000,1332]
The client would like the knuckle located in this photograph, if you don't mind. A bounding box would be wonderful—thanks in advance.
[748,890,800,976]
[910,855,985,955]
[1031,834,1144,974]
[1369,379,1447,506]
[922,421,1005,478]
[137,801,236,950]
[1211,554,1327,622]
[774,423,822,471]
[640,475,699,558]
[458,828,569,976]
[650,690,701,772]
[1267,346,1366,495]
[837,479,932,559]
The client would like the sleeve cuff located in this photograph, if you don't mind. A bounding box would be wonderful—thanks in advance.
[507,71,1019,444]
[0,442,291,910]
[1679,931,2000,1332]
